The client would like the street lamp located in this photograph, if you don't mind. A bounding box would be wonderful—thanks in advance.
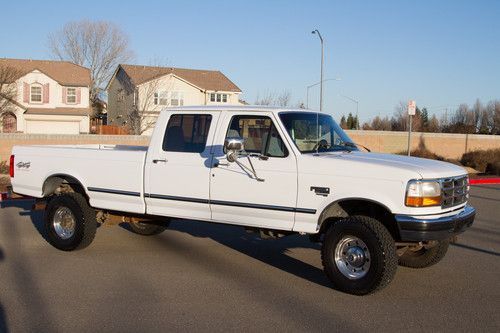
[340,94,359,130]
[306,78,341,109]
[312,29,324,111]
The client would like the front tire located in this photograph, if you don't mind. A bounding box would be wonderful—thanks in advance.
[321,216,397,295]
[398,240,449,268]
[44,193,97,251]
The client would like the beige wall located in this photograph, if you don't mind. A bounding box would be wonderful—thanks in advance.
[0,133,149,163]
[2,131,499,165]
[346,130,500,159]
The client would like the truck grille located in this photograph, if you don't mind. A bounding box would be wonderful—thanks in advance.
[441,175,468,209]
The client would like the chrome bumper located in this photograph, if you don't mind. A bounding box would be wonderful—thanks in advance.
[395,206,476,241]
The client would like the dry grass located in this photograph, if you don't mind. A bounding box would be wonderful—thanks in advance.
[461,148,500,175]
[0,161,8,174]
[0,176,10,192]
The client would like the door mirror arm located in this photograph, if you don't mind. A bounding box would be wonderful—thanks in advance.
[225,138,265,181]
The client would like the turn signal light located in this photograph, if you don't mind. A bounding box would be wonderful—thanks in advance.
[9,155,14,178]
[405,196,441,207]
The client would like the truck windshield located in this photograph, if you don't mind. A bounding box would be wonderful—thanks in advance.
[279,112,357,154]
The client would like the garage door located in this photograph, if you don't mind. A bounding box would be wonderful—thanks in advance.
[26,120,80,134]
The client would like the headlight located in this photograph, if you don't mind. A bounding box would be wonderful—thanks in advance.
[405,180,442,207]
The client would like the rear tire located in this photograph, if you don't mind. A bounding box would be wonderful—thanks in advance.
[321,216,397,295]
[398,240,449,268]
[44,193,97,251]
[127,221,168,236]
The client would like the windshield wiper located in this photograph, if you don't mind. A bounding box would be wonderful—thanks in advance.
[342,141,371,152]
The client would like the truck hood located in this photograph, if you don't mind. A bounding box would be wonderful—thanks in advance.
[316,151,467,179]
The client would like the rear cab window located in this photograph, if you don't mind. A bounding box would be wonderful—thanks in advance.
[162,114,212,153]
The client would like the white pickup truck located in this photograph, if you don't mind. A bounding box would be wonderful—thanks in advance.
[10,106,475,295]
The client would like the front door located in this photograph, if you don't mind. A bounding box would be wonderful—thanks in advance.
[145,111,219,220]
[209,112,298,230]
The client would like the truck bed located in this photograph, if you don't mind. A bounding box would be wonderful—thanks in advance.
[11,144,148,214]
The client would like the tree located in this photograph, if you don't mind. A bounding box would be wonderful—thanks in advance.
[125,73,172,135]
[421,107,429,131]
[0,64,22,120]
[255,90,292,107]
[48,20,133,103]
[340,115,347,129]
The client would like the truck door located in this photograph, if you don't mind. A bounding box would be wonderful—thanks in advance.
[209,112,299,230]
[144,111,219,220]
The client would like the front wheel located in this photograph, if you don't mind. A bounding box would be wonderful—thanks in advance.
[321,216,397,295]
[398,240,449,268]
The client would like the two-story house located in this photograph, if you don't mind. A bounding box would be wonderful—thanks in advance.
[106,64,242,135]
[0,58,91,134]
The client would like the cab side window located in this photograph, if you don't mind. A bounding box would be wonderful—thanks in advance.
[225,115,288,158]
[162,114,212,153]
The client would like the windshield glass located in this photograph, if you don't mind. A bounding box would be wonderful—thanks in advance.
[279,112,357,153]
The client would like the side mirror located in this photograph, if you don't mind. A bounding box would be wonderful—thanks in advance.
[225,138,244,151]
[224,138,244,162]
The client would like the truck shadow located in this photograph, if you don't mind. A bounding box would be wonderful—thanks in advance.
[163,219,331,288]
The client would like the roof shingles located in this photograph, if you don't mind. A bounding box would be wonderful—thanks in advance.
[0,58,90,86]
[120,64,241,92]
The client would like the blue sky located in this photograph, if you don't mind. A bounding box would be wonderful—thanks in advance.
[1,0,499,123]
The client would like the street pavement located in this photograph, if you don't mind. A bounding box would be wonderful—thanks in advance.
[0,185,499,332]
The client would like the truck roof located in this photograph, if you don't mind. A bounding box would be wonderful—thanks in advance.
[162,105,324,115]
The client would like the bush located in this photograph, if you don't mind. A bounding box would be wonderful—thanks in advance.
[0,161,9,174]
[461,148,500,175]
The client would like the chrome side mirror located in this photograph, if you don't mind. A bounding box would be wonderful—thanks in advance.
[224,138,244,162]
[225,138,244,152]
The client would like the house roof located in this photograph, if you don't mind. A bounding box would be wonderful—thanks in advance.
[25,107,91,116]
[0,58,91,86]
[118,64,242,92]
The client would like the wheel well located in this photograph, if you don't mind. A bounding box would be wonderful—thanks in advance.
[317,199,400,240]
[42,174,88,200]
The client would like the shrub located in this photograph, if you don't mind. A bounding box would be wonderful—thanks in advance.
[461,148,500,175]
[0,161,8,174]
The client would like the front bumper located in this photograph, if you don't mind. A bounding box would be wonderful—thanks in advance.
[395,205,475,241]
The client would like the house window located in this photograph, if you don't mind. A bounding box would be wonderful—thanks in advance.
[210,93,229,103]
[170,92,184,106]
[30,84,42,103]
[154,91,169,105]
[67,88,77,104]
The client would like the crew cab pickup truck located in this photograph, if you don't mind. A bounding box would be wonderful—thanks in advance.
[10,106,475,295]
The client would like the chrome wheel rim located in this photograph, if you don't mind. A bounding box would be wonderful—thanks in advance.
[334,235,371,280]
[53,207,76,240]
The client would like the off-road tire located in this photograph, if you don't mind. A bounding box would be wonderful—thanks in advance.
[398,240,449,268]
[44,192,97,251]
[321,216,398,295]
[127,221,168,236]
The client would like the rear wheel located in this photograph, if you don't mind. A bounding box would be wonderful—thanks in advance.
[321,216,397,295]
[44,193,97,251]
[398,240,449,268]
[127,220,169,236]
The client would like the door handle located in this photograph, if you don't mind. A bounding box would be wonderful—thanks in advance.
[152,159,167,164]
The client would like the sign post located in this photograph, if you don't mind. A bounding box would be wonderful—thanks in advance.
[407,100,416,156]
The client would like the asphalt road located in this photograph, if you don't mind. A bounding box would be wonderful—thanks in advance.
[0,185,499,332]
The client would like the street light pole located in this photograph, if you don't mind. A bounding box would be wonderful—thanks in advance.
[312,29,324,112]
[340,94,359,129]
